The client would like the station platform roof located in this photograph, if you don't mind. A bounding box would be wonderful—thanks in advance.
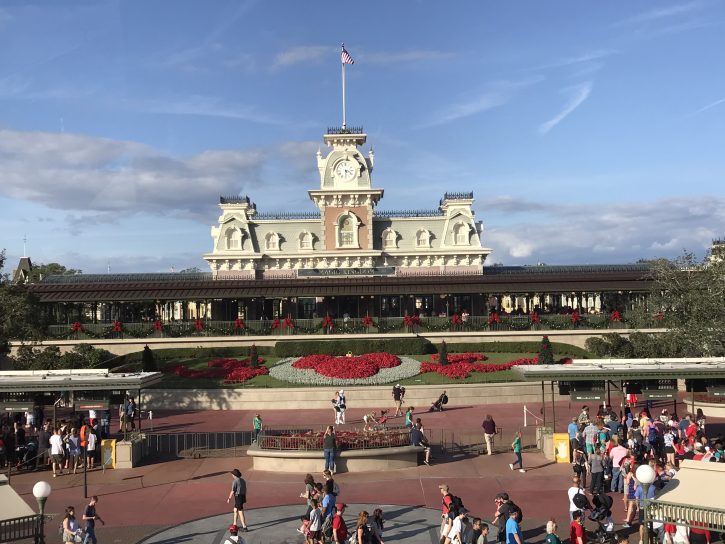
[512,357,725,382]
[0,369,163,393]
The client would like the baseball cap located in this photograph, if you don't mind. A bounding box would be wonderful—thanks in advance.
[337,503,347,510]
[229,524,238,534]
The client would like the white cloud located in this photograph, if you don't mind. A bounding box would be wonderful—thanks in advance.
[127,95,283,124]
[416,77,542,128]
[530,49,617,71]
[612,2,700,27]
[362,50,454,64]
[0,128,266,218]
[692,97,725,116]
[539,81,592,134]
[483,196,725,264]
[272,45,335,69]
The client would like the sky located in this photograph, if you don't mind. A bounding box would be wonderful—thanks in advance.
[1,0,724,273]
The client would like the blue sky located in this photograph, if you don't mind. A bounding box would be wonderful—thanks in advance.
[1,0,724,272]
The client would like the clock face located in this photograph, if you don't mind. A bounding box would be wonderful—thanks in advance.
[334,160,356,181]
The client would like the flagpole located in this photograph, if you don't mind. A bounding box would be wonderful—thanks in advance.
[341,43,346,129]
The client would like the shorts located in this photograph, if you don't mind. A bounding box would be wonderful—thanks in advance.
[664,446,675,454]
[310,530,322,540]
[51,454,63,464]
[586,443,595,454]
[234,495,246,510]
[639,509,645,523]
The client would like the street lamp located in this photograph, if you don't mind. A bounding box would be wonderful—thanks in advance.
[636,464,656,544]
[32,480,51,544]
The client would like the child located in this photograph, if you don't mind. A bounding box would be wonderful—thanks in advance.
[298,515,311,540]
[405,406,415,428]
[307,499,322,544]
[509,430,524,473]
[544,519,562,544]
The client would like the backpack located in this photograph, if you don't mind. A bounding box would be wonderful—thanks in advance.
[322,514,334,541]
[509,501,523,522]
[442,394,449,405]
[447,494,466,517]
[573,489,590,510]
[648,427,659,445]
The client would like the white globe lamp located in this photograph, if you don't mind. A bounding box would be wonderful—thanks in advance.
[635,464,656,544]
[32,481,52,544]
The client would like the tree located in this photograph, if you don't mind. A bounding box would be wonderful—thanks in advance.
[27,262,82,283]
[249,344,259,368]
[141,344,158,372]
[538,335,554,365]
[648,251,725,356]
[438,340,448,366]
[0,250,45,344]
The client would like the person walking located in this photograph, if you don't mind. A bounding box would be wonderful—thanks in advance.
[482,414,497,456]
[405,406,415,428]
[589,446,604,494]
[331,503,349,543]
[252,414,263,443]
[356,510,373,544]
[82,495,105,544]
[505,509,523,544]
[544,520,561,544]
[335,390,346,424]
[370,508,385,544]
[85,427,97,470]
[223,524,246,544]
[509,431,524,473]
[393,384,404,417]
[50,427,64,477]
[323,426,336,473]
[61,506,81,543]
[226,469,249,532]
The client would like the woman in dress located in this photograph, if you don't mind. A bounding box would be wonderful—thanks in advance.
[622,464,639,528]
[62,506,80,543]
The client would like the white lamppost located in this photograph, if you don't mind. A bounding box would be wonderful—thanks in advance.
[32,481,52,544]
[636,464,656,544]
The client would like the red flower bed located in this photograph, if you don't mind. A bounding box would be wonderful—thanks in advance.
[292,352,401,379]
[421,355,538,379]
[259,429,409,450]
[162,357,268,383]
[429,352,488,364]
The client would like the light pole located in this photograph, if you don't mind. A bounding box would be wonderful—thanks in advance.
[636,464,656,544]
[32,480,52,544]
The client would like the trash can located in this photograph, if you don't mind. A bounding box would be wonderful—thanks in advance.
[553,433,571,463]
[101,439,116,469]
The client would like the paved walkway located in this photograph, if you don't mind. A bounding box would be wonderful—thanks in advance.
[139,504,443,544]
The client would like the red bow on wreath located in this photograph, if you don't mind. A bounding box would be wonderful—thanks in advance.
[571,311,581,323]
[530,312,540,323]
[194,319,203,331]
[451,314,462,325]
[112,321,122,332]
[272,318,281,329]
[322,315,333,330]
[653,312,664,321]
[71,321,82,332]
[283,317,295,329]
[403,315,420,327]
[234,318,246,329]
[153,319,163,331]
[488,312,501,325]
[611,310,621,322]
[362,315,374,328]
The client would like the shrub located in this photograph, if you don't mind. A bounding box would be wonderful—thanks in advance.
[430,341,591,358]
[585,337,609,357]
[101,345,275,370]
[141,344,157,372]
[249,344,259,369]
[538,335,554,365]
[439,340,448,366]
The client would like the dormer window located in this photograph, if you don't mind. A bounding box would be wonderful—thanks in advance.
[336,212,360,248]
[382,228,397,249]
[265,232,280,251]
[299,231,313,250]
[225,227,242,250]
[453,222,470,246]
[416,229,431,248]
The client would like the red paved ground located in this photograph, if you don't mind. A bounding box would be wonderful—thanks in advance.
[9,400,721,543]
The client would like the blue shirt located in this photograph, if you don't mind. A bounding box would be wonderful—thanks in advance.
[634,483,656,507]
[567,422,578,439]
[506,517,522,544]
[608,420,620,435]
[322,494,335,519]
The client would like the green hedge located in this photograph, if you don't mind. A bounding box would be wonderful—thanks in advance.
[433,341,591,358]
[101,345,274,370]
[273,337,434,357]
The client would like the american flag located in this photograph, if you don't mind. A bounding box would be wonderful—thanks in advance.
[341,45,354,65]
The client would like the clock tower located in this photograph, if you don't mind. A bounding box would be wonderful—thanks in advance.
[309,127,383,252]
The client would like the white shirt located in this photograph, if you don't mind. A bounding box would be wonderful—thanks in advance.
[87,433,97,451]
[89,410,97,420]
[223,536,244,544]
[568,486,584,512]
[448,517,464,543]
[50,434,64,455]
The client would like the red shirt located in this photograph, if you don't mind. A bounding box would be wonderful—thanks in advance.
[332,514,348,541]
[442,494,453,515]
[570,521,584,544]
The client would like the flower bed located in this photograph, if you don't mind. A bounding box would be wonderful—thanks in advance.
[291,352,400,379]
[270,355,422,385]
[162,357,268,384]
[421,355,539,379]
[259,429,410,450]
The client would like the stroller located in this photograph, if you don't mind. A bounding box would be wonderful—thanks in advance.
[429,391,449,412]
[15,438,38,471]
[573,491,616,544]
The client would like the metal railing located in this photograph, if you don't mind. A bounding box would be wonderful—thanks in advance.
[649,500,725,532]
[142,431,253,459]
[46,313,645,339]
[0,514,40,542]
[258,429,411,451]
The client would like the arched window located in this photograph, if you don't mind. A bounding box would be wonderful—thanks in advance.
[225,227,242,250]
[416,229,430,248]
[265,232,280,251]
[299,231,313,250]
[382,228,397,249]
[337,213,359,248]
[453,223,469,246]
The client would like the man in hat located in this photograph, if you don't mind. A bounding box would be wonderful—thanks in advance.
[331,503,349,542]
[226,469,249,532]
[393,384,404,416]
[223,524,246,544]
